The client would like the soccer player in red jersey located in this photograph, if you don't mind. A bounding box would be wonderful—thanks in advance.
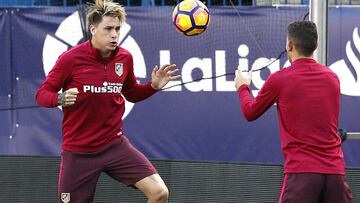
[36,0,180,202]
[234,21,353,203]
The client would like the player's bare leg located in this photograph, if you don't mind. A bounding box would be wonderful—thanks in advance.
[135,174,169,203]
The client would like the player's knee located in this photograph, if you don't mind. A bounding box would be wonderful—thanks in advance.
[150,185,169,203]
[156,186,169,202]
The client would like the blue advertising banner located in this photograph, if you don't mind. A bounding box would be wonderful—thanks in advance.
[0,6,359,166]
[0,9,11,154]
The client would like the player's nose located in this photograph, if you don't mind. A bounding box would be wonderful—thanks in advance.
[110,30,117,38]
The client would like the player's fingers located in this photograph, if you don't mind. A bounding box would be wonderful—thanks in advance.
[67,88,78,93]
[248,70,252,79]
[164,64,177,72]
[62,102,71,107]
[159,64,170,71]
[168,69,179,76]
[66,94,77,99]
[152,65,159,77]
[67,88,79,95]
[66,101,75,106]
[235,69,240,77]
[66,98,77,102]
[169,75,181,80]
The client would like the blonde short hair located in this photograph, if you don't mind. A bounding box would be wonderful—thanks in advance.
[87,0,126,28]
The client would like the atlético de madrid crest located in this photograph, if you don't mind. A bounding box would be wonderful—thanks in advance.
[61,193,70,203]
[115,63,123,77]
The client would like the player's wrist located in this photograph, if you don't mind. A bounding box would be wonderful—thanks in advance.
[150,82,160,90]
[238,83,249,90]
[57,93,65,106]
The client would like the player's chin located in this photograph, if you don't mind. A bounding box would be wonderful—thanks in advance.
[107,45,117,50]
[108,43,117,49]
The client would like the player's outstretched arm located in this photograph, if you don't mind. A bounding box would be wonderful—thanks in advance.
[234,68,279,121]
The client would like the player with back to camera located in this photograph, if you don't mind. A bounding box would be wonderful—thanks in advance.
[36,0,180,202]
[234,21,353,203]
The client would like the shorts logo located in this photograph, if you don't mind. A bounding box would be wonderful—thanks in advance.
[115,63,123,77]
[61,193,70,203]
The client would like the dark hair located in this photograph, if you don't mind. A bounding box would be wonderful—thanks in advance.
[287,21,318,56]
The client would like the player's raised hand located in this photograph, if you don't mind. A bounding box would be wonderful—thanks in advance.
[234,69,252,90]
[151,64,180,90]
[58,88,79,107]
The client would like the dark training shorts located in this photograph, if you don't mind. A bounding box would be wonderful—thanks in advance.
[279,173,353,203]
[58,136,157,203]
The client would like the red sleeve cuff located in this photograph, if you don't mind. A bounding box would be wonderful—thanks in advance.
[146,81,158,94]
[237,84,250,98]
[238,84,249,92]
[51,93,59,107]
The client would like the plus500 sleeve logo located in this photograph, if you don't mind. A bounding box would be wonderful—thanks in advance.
[83,82,123,93]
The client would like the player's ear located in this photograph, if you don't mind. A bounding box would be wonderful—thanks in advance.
[287,40,294,52]
[89,24,96,36]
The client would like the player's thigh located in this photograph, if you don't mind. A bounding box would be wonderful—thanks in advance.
[104,136,158,187]
[280,173,324,203]
[322,174,353,203]
[58,151,102,203]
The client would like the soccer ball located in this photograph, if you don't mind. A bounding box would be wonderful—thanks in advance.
[172,0,210,36]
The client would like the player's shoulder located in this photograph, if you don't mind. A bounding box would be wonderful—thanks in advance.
[116,47,133,65]
[268,66,289,81]
[272,61,302,79]
[321,64,337,74]
[58,41,89,61]
[322,64,340,82]
[262,66,292,89]
[117,47,132,57]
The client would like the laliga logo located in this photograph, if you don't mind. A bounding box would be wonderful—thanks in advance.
[160,44,290,97]
[42,11,147,118]
[329,27,360,96]
[160,27,360,97]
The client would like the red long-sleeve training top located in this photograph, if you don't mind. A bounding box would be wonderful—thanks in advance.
[36,40,157,153]
[238,58,345,174]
